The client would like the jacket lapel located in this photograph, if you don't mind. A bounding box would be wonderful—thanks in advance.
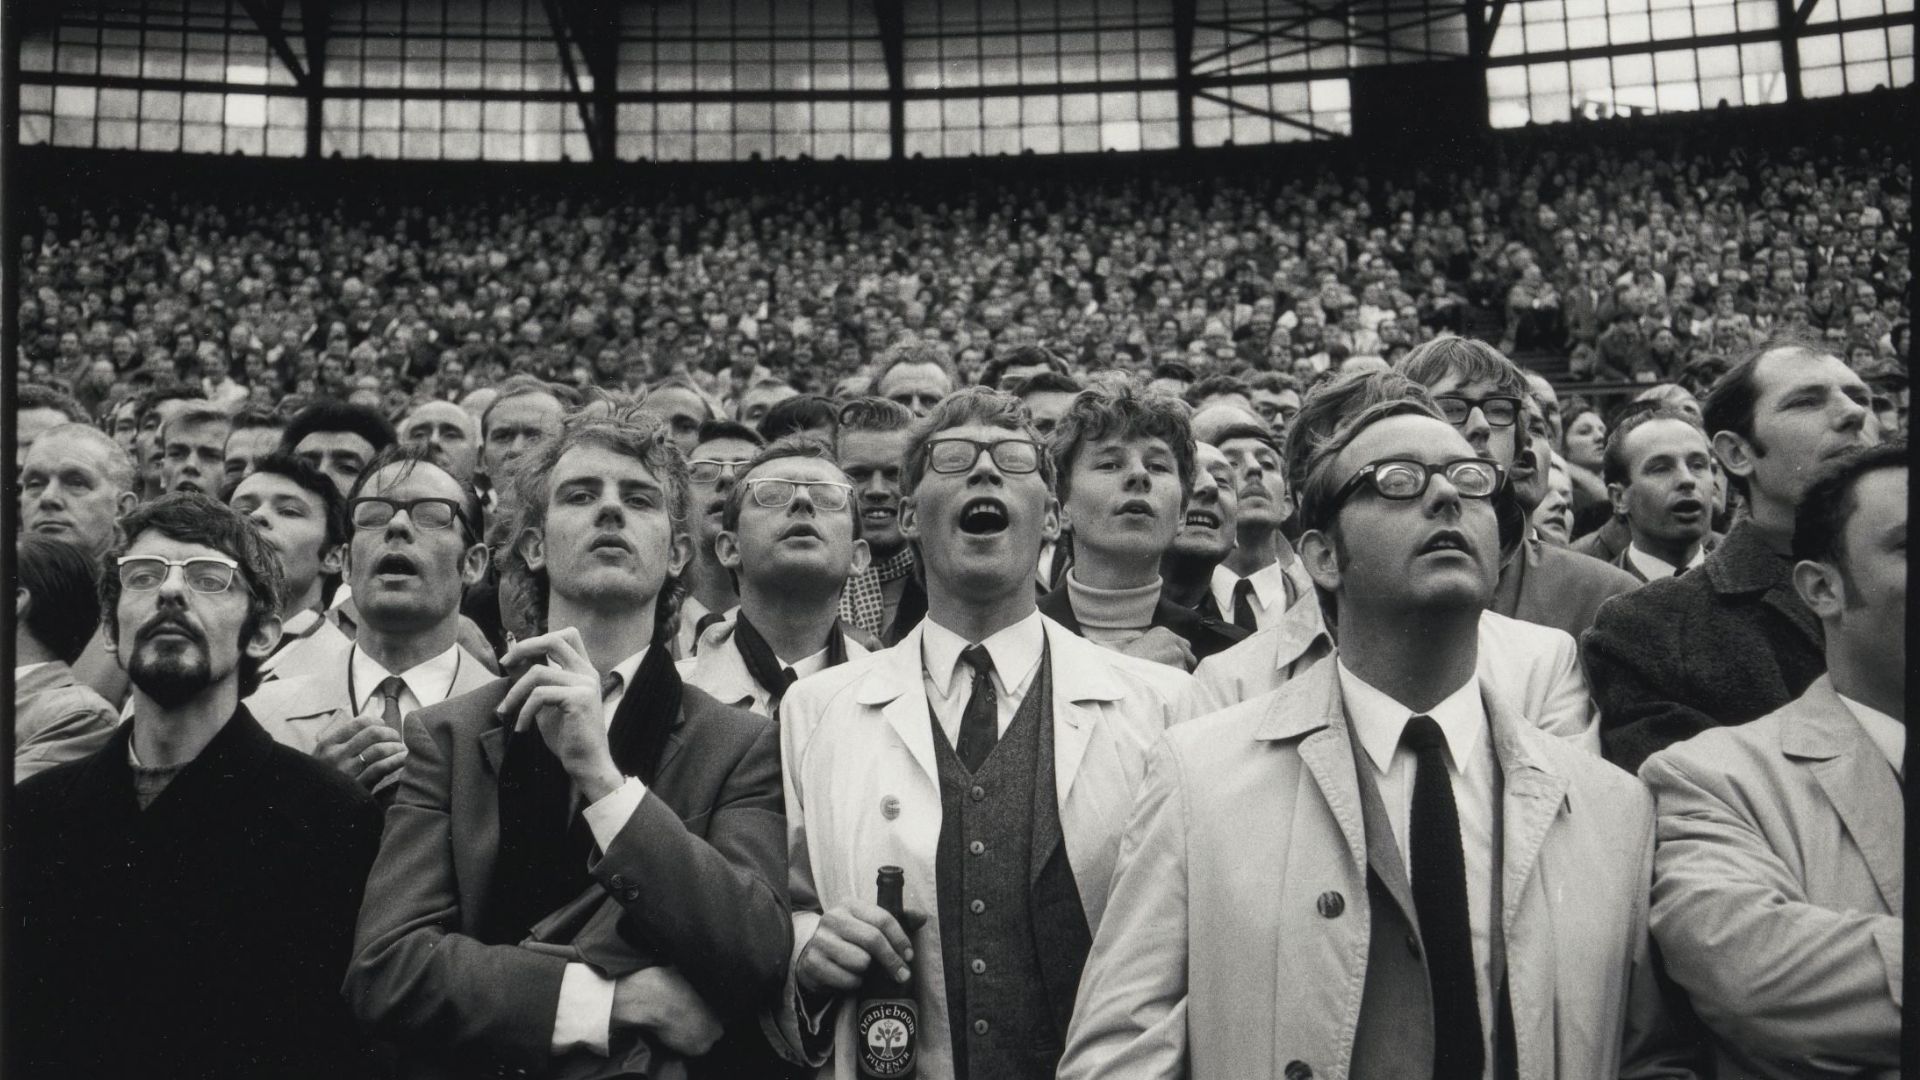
[1782,677,1905,912]
[1043,622,1120,806]
[1708,521,1822,653]
[1487,681,1571,942]
[856,624,941,792]
[1258,662,1368,874]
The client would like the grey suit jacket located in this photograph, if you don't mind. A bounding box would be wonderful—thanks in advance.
[343,674,791,1078]
[1640,675,1902,1079]
[1059,659,1697,1080]
[13,661,120,783]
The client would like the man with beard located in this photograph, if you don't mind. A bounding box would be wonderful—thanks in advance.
[10,493,381,1079]
[772,388,1203,1080]
[230,453,352,682]
[835,397,928,644]
[246,447,495,798]
[1037,388,1245,670]
[1602,408,1719,581]
[346,409,790,1079]
[677,420,765,657]
[680,437,873,717]
[1585,333,1882,770]
[158,404,233,497]
[1205,422,1313,632]
[1058,395,1695,1080]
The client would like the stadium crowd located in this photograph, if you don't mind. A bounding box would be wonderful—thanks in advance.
[8,109,1910,1080]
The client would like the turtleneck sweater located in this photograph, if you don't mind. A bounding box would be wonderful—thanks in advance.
[1064,570,1163,649]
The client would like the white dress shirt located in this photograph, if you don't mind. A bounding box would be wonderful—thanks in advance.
[786,646,831,681]
[1207,560,1293,629]
[1625,542,1706,581]
[349,643,464,729]
[920,610,1046,745]
[1837,693,1905,780]
[1338,661,1500,1080]
[553,648,654,1057]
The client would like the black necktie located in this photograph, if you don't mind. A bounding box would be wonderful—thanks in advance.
[1231,578,1259,632]
[1403,714,1485,1080]
[955,645,998,772]
[376,675,407,731]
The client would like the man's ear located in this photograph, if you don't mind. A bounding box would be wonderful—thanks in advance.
[713,530,743,572]
[1711,430,1757,484]
[1607,481,1630,521]
[16,587,31,624]
[1791,558,1845,620]
[517,527,546,572]
[849,538,872,576]
[116,490,138,517]
[319,542,344,578]
[1299,527,1343,594]
[666,530,695,579]
[245,613,284,661]
[1040,496,1062,544]
[461,539,491,587]
[897,495,921,542]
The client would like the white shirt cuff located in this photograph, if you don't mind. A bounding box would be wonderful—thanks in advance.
[582,776,648,854]
[552,962,617,1056]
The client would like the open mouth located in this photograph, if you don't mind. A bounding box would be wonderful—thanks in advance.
[1669,498,1705,516]
[780,522,824,542]
[1419,529,1471,556]
[1182,509,1222,530]
[861,505,897,526]
[589,534,634,554]
[1115,499,1157,519]
[374,552,422,577]
[958,497,1010,536]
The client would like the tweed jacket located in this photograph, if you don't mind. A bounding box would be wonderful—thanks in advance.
[1584,520,1826,773]
[1493,534,1641,641]
[343,675,791,1078]
[13,660,121,782]
[769,617,1204,1079]
[1640,675,1902,1079]
[1057,660,1698,1080]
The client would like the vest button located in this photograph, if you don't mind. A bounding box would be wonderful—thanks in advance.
[969,785,986,801]
[973,1019,989,1036]
[970,899,985,914]
[1316,891,1344,918]
[970,958,986,974]
[1285,1060,1313,1080]
[968,840,985,856]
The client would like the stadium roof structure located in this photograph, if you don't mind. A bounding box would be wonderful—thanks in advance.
[12,0,1913,163]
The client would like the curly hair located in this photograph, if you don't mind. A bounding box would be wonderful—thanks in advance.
[1048,385,1197,508]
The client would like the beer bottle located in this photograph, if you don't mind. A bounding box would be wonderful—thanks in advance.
[855,866,917,1079]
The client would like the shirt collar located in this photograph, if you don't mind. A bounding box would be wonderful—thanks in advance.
[1836,692,1905,778]
[921,609,1046,701]
[281,607,323,639]
[15,661,51,679]
[351,643,463,714]
[788,646,831,680]
[1626,542,1705,580]
[1211,559,1287,609]
[1336,658,1487,777]
[605,647,649,697]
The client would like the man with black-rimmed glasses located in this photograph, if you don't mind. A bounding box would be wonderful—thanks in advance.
[11,492,383,1078]
[246,445,495,796]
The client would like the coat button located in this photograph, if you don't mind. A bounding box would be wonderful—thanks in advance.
[623,887,641,902]
[969,840,985,855]
[973,1019,989,1035]
[609,874,628,889]
[880,795,901,820]
[1316,891,1344,918]
[969,785,986,801]
[970,958,986,974]
[1285,1061,1313,1080]
[970,899,985,914]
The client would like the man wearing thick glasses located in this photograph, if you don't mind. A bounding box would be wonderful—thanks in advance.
[679,436,873,717]
[247,445,494,797]
[1059,377,1697,1080]
[1399,335,1639,643]
[11,492,383,1078]
[771,387,1202,1080]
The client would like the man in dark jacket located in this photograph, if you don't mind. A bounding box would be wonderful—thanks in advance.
[10,493,383,1079]
[1584,334,1882,770]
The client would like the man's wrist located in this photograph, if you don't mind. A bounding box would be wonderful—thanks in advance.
[572,758,626,804]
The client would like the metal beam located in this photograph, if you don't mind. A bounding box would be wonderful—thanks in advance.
[557,0,618,162]
[873,0,906,159]
[1173,0,1198,150]
[1191,0,1361,72]
[299,0,328,158]
[1193,88,1340,140]
[236,0,309,89]
[539,0,604,161]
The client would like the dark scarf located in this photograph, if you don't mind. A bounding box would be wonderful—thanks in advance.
[732,612,847,713]
[478,646,684,947]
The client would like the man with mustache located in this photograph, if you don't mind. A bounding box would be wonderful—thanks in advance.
[1601,408,1718,582]
[158,403,233,497]
[11,493,382,1078]
[347,409,789,1079]
[246,446,494,797]
[1038,388,1245,670]
[679,437,872,716]
[772,387,1204,1080]
[1058,385,1696,1080]
[1205,422,1313,632]
[834,397,928,644]
[677,419,764,657]
[1585,332,1883,770]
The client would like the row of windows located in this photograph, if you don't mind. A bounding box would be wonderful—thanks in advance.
[1190,0,1472,78]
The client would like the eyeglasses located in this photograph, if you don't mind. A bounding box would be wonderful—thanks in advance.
[744,478,854,511]
[1329,458,1505,512]
[349,496,467,533]
[925,438,1043,475]
[117,555,246,594]
[1432,395,1522,428]
[688,458,752,485]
